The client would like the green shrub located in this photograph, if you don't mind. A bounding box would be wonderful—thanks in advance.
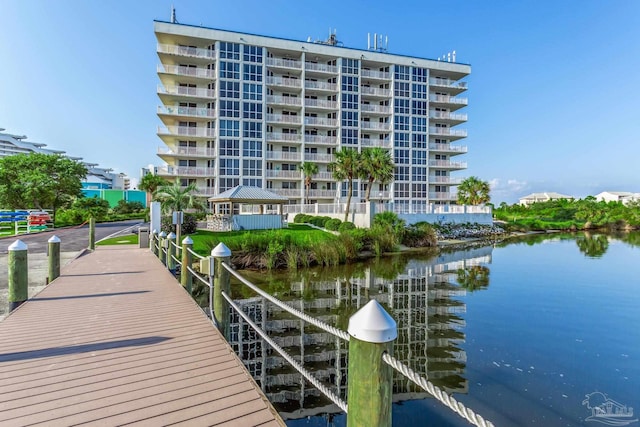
[309,216,331,227]
[294,213,311,223]
[338,221,356,233]
[325,218,342,231]
[402,222,437,247]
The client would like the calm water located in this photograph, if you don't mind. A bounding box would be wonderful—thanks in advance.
[213,232,640,427]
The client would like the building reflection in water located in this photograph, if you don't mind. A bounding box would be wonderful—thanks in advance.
[224,246,493,420]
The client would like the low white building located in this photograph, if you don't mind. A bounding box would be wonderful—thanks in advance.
[594,191,640,205]
[519,192,574,206]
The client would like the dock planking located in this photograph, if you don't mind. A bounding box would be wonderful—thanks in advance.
[0,246,284,426]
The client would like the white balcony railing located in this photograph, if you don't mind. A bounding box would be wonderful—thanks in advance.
[304,153,334,162]
[429,160,467,168]
[308,190,337,198]
[304,117,338,127]
[272,189,302,197]
[156,166,216,177]
[304,99,338,109]
[266,95,303,106]
[429,176,463,184]
[313,172,333,180]
[429,94,468,105]
[304,80,338,91]
[304,62,338,74]
[429,111,468,121]
[157,146,216,157]
[266,170,301,178]
[266,132,302,142]
[265,151,302,161]
[265,76,302,88]
[157,43,216,59]
[304,135,337,144]
[361,87,391,97]
[361,139,392,148]
[429,127,468,137]
[361,104,391,114]
[360,121,390,131]
[157,105,215,118]
[157,64,215,79]
[266,114,302,125]
[428,143,468,153]
[361,69,391,80]
[429,192,457,200]
[429,78,468,90]
[266,57,302,69]
[158,85,216,99]
[157,126,216,138]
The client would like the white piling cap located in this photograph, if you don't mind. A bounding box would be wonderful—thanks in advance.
[348,299,397,343]
[48,235,61,243]
[212,242,231,257]
[8,239,27,251]
[152,229,158,234]
[158,231,167,237]
[182,236,193,245]
[167,232,176,240]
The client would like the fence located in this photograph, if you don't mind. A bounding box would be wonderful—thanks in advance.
[149,231,494,427]
[0,210,53,237]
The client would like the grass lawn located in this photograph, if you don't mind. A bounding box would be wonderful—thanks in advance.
[188,224,336,256]
[97,234,139,245]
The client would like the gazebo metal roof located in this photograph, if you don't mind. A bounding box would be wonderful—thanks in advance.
[208,186,289,204]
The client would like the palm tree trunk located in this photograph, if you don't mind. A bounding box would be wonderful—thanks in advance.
[365,178,374,202]
[344,179,353,223]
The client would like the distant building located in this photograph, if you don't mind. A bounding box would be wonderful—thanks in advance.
[594,191,640,205]
[519,192,574,206]
[0,128,66,157]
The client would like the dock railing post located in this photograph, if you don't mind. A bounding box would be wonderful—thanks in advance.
[347,299,397,427]
[166,232,176,272]
[212,242,231,339]
[47,235,61,284]
[151,229,158,256]
[181,236,193,294]
[8,239,28,313]
[88,217,95,250]
[158,231,167,265]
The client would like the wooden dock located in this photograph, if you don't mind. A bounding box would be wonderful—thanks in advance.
[0,246,284,426]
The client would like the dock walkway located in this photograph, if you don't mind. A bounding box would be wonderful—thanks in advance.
[0,246,284,426]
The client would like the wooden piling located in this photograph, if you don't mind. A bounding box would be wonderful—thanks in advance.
[8,240,28,312]
[48,235,61,283]
[212,243,231,340]
[181,236,193,294]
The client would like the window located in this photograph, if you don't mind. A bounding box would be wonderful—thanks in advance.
[342,58,359,75]
[219,139,239,156]
[219,120,240,137]
[342,93,359,109]
[394,182,410,198]
[219,42,240,60]
[219,61,239,79]
[412,67,427,82]
[243,159,262,176]
[394,115,409,131]
[282,181,298,189]
[243,102,262,119]
[219,100,240,117]
[412,166,427,181]
[219,158,240,175]
[341,128,358,145]
[219,81,240,98]
[341,111,358,127]
[243,83,263,100]
[341,76,359,92]
[412,84,427,99]
[243,64,262,81]
[341,181,358,197]
[395,166,409,181]
[243,140,262,157]
[243,178,262,187]
[178,159,196,167]
[412,100,427,115]
[412,133,427,148]
[394,65,410,81]
[394,132,409,147]
[394,82,409,97]
[412,117,427,133]
[412,150,427,165]
[411,183,428,197]
[220,178,239,191]
[394,149,409,164]
[243,121,262,138]
[394,98,409,114]
[243,45,263,62]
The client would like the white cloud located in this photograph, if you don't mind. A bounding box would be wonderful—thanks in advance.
[489,178,530,204]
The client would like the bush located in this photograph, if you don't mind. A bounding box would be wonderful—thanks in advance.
[161,213,198,234]
[309,216,331,227]
[338,221,356,233]
[325,218,342,231]
[402,223,437,247]
[294,213,312,223]
[112,200,145,215]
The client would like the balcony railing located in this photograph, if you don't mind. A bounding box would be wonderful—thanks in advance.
[361,87,391,97]
[272,189,302,197]
[361,69,391,80]
[308,189,337,198]
[304,153,334,162]
[429,176,463,184]
[157,105,215,118]
[266,95,303,106]
[158,85,215,99]
[429,94,468,105]
[304,98,338,109]
[429,192,457,200]
[157,126,216,138]
[156,166,216,177]
[194,187,217,197]
[429,127,468,137]
[428,143,468,153]
[157,64,215,79]
[157,146,216,157]
[157,43,215,59]
[313,172,333,180]
[429,77,468,90]
[304,117,338,127]
[361,104,391,114]
[265,151,302,161]
[304,135,337,145]
[265,170,301,179]
[304,80,338,91]
[304,62,338,74]
[360,121,390,131]
[266,57,302,69]
[360,139,392,148]
[265,76,302,88]
[428,160,467,168]
[429,111,467,121]
[266,114,302,125]
[266,132,302,142]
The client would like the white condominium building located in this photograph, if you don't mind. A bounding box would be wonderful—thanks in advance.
[154,20,469,207]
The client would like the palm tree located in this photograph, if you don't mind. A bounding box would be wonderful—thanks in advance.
[138,173,169,204]
[359,147,394,201]
[301,162,319,204]
[457,176,491,205]
[330,148,360,222]
[154,182,205,213]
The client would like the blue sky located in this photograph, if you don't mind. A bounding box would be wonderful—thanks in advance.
[1,0,638,203]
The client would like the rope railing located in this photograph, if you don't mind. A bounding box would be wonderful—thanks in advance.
[382,352,495,427]
[221,262,350,342]
[187,247,205,260]
[171,254,181,266]
[221,291,348,413]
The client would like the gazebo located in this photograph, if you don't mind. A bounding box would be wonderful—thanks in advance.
[207,186,290,231]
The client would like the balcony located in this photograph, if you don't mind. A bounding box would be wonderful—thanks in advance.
[304,98,338,110]
[429,176,463,185]
[304,153,334,162]
[266,57,302,70]
[429,192,457,200]
[194,187,216,197]
[157,85,215,100]
[304,117,338,127]
[361,69,391,80]
[266,114,303,125]
[266,95,303,107]
[157,105,215,119]
[304,80,338,92]
[304,135,337,145]
[429,160,467,169]
[429,127,468,140]
[265,170,301,179]
[265,76,302,89]
[360,86,391,98]
[313,172,333,180]
[265,151,302,161]
[157,146,216,158]
[157,44,215,60]
[266,132,302,142]
[157,126,216,138]
[361,139,392,148]
[156,166,216,178]
[304,62,338,74]
[429,77,468,93]
[308,189,337,198]
[272,189,302,197]
[157,64,215,79]
[429,94,468,109]
[429,111,467,123]
[428,143,468,154]
[361,104,391,115]
[360,121,390,131]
